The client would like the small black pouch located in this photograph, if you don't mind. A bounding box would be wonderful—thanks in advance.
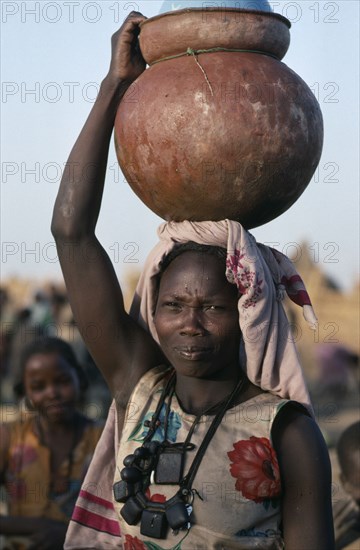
[113,480,142,503]
[120,494,145,525]
[165,493,189,530]
[140,507,168,539]
[155,446,184,484]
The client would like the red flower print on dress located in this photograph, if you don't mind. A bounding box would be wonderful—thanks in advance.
[227,436,281,503]
[124,534,147,550]
[145,487,166,503]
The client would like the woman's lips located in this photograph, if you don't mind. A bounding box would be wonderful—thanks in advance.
[174,346,213,360]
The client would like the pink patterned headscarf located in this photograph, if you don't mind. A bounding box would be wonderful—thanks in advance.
[130,219,316,412]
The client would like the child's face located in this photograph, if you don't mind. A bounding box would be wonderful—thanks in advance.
[24,352,80,423]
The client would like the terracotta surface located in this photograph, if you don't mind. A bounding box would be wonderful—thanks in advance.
[139,8,290,64]
[115,9,323,228]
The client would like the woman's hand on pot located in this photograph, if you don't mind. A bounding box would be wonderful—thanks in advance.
[106,11,147,86]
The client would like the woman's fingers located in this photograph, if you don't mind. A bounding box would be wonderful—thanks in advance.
[108,11,147,83]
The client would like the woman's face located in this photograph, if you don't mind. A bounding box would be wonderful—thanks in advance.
[24,352,80,423]
[154,251,241,380]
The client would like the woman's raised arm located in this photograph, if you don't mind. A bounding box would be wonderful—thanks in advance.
[51,12,164,402]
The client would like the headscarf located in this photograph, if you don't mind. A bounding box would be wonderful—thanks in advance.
[130,219,316,411]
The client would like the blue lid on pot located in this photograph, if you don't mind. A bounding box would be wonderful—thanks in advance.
[159,0,272,13]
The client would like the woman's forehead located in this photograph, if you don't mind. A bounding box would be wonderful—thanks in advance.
[159,251,230,293]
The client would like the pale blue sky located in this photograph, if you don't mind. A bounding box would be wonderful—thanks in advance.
[1,0,359,290]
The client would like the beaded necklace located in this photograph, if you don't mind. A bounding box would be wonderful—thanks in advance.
[114,371,246,539]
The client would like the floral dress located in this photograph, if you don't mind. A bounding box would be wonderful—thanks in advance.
[114,366,299,550]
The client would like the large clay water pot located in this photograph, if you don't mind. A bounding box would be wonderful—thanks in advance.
[114,8,323,228]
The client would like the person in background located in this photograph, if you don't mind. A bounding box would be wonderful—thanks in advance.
[314,343,359,401]
[333,421,360,550]
[0,337,103,550]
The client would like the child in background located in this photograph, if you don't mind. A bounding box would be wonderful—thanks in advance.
[0,337,103,550]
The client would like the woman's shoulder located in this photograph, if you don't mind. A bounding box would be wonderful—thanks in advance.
[271,402,328,467]
[232,384,313,441]
[270,402,334,548]
[236,384,306,417]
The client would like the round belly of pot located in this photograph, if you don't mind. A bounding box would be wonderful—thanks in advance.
[114,9,323,228]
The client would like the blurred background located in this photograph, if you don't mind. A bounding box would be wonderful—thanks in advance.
[1,1,359,528]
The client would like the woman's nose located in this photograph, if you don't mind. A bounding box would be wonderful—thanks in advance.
[180,307,206,336]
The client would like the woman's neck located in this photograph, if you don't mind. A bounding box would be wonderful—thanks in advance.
[174,373,243,416]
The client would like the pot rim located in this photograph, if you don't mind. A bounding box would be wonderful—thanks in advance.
[139,7,291,30]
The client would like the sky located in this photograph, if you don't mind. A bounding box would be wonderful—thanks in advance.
[1,0,359,292]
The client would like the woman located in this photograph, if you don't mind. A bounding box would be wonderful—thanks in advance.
[51,12,334,549]
[0,337,103,550]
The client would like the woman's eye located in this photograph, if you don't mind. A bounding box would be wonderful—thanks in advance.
[203,305,224,312]
[164,302,181,310]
